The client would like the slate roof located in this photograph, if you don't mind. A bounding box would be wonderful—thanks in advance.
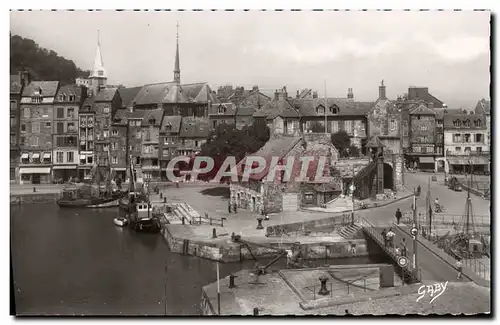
[22,81,59,97]
[293,98,373,117]
[475,99,491,115]
[409,104,436,115]
[443,114,486,130]
[10,75,22,94]
[161,116,182,133]
[94,88,118,102]
[236,105,256,116]
[365,136,385,148]
[55,85,85,103]
[112,109,130,126]
[131,82,217,106]
[298,89,312,99]
[253,99,300,119]
[179,117,210,138]
[118,87,142,109]
[141,109,164,127]
[209,103,237,116]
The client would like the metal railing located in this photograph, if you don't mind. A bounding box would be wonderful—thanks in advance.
[359,217,421,284]
[303,277,379,300]
[401,211,490,228]
[462,257,490,281]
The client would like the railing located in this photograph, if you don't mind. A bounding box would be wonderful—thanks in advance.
[359,217,421,284]
[400,211,490,281]
[401,211,490,228]
[303,277,378,300]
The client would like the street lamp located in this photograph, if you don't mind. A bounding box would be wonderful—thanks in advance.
[397,105,405,186]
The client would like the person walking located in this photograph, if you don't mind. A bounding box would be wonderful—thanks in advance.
[395,208,402,225]
[381,229,388,247]
[456,258,463,279]
[400,238,407,257]
[417,185,421,196]
[386,228,396,248]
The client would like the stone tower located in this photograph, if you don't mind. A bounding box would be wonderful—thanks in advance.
[90,30,107,96]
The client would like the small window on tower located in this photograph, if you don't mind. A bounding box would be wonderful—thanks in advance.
[98,71,104,76]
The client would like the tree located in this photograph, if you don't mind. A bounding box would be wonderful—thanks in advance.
[199,121,270,181]
[331,131,360,158]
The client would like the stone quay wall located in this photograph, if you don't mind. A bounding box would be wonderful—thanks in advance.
[10,193,60,205]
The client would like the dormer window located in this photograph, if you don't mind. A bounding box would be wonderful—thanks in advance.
[69,95,75,102]
[316,105,325,115]
[463,119,471,128]
[474,119,481,128]
[453,119,460,127]
[218,105,226,114]
[329,105,339,114]
[149,118,156,125]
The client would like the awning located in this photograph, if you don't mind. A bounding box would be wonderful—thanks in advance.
[448,157,489,165]
[419,157,435,164]
[52,165,77,170]
[43,153,51,159]
[19,167,51,174]
[113,168,126,171]
[32,153,40,159]
[21,153,29,159]
[80,154,86,160]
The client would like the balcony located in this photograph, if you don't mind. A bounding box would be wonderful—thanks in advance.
[446,151,490,157]
[141,150,159,158]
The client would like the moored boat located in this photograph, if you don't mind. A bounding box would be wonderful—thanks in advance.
[113,216,128,227]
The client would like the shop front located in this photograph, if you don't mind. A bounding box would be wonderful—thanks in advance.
[418,156,435,172]
[447,156,490,175]
[52,165,78,183]
[19,166,52,185]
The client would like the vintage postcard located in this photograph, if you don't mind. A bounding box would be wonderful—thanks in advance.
[9,9,491,316]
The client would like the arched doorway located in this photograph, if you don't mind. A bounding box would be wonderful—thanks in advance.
[383,163,394,190]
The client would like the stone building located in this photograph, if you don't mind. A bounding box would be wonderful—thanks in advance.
[474,98,491,147]
[366,81,404,190]
[78,98,96,180]
[159,116,182,179]
[10,72,28,181]
[19,81,59,184]
[140,109,164,180]
[230,134,341,214]
[407,103,437,171]
[110,109,129,180]
[52,85,87,181]
[127,110,147,182]
[443,113,489,174]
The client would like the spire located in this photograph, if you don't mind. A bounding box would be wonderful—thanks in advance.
[92,30,106,78]
[173,22,181,84]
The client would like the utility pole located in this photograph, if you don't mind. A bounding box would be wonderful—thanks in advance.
[324,80,328,135]
[398,104,405,186]
[412,187,419,272]
[350,164,356,225]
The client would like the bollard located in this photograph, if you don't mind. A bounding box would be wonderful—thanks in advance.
[182,217,185,225]
[33,187,36,193]
[163,197,166,203]
[210,218,212,225]
[160,192,163,199]
[253,308,259,316]
[221,217,226,227]
[318,275,330,296]
[229,274,237,288]
[212,228,217,239]
[256,217,264,230]
[228,204,232,213]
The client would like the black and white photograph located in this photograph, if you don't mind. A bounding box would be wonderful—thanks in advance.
[8,6,492,316]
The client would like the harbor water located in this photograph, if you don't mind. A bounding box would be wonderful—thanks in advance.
[11,204,386,315]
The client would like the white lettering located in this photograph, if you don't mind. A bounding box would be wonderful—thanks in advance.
[313,156,329,182]
[212,156,238,183]
[265,156,295,183]
[295,156,315,182]
[190,156,214,181]
[430,281,448,304]
[166,156,190,182]
[416,285,426,302]
[416,281,448,304]
[241,156,266,182]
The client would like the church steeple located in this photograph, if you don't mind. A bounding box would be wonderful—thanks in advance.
[92,30,106,79]
[173,22,181,84]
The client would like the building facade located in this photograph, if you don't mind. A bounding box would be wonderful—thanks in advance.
[159,116,182,179]
[93,88,121,166]
[443,113,490,174]
[19,81,59,184]
[110,109,129,180]
[178,117,209,157]
[140,109,164,180]
[407,103,437,171]
[52,85,86,181]
[78,98,96,180]
[209,103,236,130]
[10,72,28,181]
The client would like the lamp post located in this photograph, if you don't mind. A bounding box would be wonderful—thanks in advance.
[397,105,405,186]
[412,187,419,271]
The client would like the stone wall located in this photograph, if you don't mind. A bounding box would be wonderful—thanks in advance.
[230,182,263,212]
[10,193,59,204]
[263,183,283,213]
[392,154,404,189]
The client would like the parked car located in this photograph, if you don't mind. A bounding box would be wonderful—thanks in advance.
[447,177,462,191]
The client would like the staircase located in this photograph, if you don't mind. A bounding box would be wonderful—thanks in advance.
[338,223,363,239]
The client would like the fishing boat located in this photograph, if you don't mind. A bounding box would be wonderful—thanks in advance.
[57,151,125,208]
[113,216,128,227]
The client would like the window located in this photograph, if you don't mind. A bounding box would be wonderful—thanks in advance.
[453,119,460,127]
[56,152,64,163]
[389,119,397,131]
[476,147,483,153]
[464,134,471,143]
[413,146,420,153]
[103,106,110,113]
[345,120,353,135]
[330,106,339,114]
[332,121,339,133]
[67,108,74,118]
[112,142,117,150]
[67,122,75,132]
[112,129,118,136]
[218,106,226,114]
[103,130,109,138]
[304,192,314,202]
[316,106,325,115]
[10,135,16,145]
[112,156,118,164]
[87,156,93,164]
[10,116,16,128]
[453,134,461,143]
[135,157,140,165]
[20,136,25,146]
[475,134,483,143]
[421,147,427,154]
[67,152,74,163]
[135,131,141,139]
[57,122,64,134]
[10,100,16,110]
[464,147,471,153]
[212,120,217,129]
[474,119,481,128]
[31,97,41,104]
[98,71,104,76]
[195,140,199,147]
[69,95,75,102]
[45,122,51,128]
[31,122,40,133]
[420,124,428,131]
[23,107,30,118]
[21,124,26,132]
[455,147,461,152]
[103,144,109,152]
[57,107,65,118]
[463,120,471,128]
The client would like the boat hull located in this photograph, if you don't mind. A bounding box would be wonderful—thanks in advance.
[57,197,119,208]
[113,218,128,227]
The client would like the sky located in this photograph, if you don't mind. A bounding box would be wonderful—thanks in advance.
[10,10,491,109]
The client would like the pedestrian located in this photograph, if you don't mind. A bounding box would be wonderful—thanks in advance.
[233,202,237,213]
[228,201,232,213]
[417,185,421,196]
[350,243,357,254]
[456,258,463,279]
[386,228,395,248]
[395,208,402,225]
[381,229,387,247]
[395,246,401,256]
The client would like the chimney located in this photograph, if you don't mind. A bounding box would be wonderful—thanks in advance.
[20,71,31,86]
[296,90,300,98]
[274,89,279,101]
[379,80,386,100]
[278,86,288,100]
[347,88,354,100]
[312,91,318,99]
[252,85,259,92]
